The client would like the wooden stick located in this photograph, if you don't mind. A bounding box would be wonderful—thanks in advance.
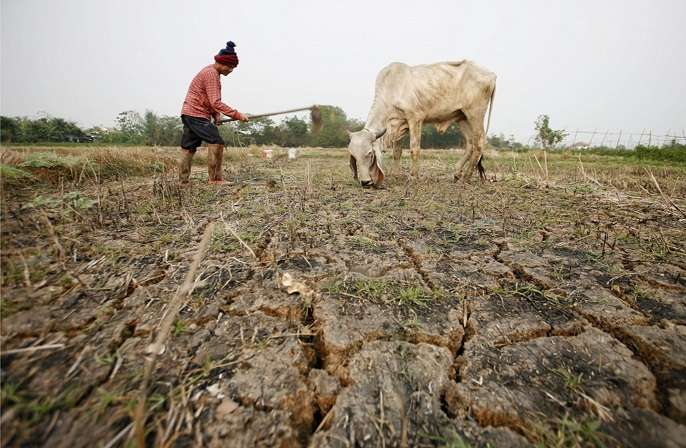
[0,343,65,356]
[219,106,315,123]
[134,223,215,447]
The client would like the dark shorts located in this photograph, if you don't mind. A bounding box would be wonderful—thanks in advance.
[180,115,225,151]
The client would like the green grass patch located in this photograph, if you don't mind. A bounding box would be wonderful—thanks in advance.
[0,163,33,181]
[531,414,608,448]
[327,277,440,309]
[20,152,86,169]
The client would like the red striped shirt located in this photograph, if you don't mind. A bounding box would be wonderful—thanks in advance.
[181,65,240,121]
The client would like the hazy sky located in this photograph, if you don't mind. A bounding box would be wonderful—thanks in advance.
[2,0,685,142]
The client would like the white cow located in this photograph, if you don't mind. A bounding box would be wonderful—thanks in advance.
[347,60,496,187]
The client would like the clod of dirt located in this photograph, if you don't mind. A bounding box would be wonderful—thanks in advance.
[201,407,300,447]
[601,407,686,448]
[633,286,686,325]
[451,328,658,432]
[223,313,315,435]
[616,324,686,422]
[467,292,588,346]
[314,291,464,380]
[574,285,649,329]
[498,249,560,289]
[311,340,455,446]
[311,339,529,447]
[228,286,306,323]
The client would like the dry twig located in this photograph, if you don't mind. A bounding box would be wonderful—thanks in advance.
[219,212,257,259]
[645,168,686,218]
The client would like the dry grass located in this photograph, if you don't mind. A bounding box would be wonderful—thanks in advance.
[1,144,685,447]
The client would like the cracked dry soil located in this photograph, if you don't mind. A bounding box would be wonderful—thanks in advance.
[1,147,686,447]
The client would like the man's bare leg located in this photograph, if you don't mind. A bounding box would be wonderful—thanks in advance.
[207,144,225,184]
[179,149,194,183]
[214,145,224,181]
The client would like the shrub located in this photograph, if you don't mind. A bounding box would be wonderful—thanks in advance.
[634,143,686,163]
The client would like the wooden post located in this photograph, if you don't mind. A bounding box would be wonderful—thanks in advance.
[615,130,622,149]
[648,130,652,146]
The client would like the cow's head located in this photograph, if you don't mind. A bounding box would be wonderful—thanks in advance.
[347,128,387,188]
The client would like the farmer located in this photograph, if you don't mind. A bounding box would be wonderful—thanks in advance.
[179,41,249,184]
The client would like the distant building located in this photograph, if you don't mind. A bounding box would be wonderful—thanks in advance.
[569,142,590,149]
[65,134,95,143]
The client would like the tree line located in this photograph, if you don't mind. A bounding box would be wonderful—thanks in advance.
[0,106,486,149]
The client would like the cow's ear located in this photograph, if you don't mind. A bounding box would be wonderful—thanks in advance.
[349,155,358,180]
[370,146,385,186]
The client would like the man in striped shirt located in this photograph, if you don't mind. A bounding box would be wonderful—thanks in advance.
[179,41,249,184]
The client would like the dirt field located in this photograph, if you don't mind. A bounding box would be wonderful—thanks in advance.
[1,146,685,447]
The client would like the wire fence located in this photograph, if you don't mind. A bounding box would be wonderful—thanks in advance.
[521,129,686,149]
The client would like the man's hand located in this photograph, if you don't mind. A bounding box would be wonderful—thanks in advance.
[235,112,250,122]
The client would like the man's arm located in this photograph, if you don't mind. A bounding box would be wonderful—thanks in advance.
[205,73,248,121]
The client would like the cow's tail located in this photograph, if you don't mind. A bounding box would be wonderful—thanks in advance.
[479,79,495,182]
[485,80,496,135]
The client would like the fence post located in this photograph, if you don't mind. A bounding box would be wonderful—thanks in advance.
[648,130,652,146]
[615,130,622,149]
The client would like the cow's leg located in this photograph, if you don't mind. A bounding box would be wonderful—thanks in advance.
[391,138,403,176]
[409,119,422,178]
[454,119,473,181]
[462,110,487,180]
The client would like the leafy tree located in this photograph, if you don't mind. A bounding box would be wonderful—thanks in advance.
[1,115,86,143]
[143,110,161,146]
[534,114,568,148]
[157,116,183,146]
[421,123,465,148]
[115,111,144,144]
[310,105,350,147]
[488,133,523,150]
[219,117,279,146]
[280,116,308,147]
[1,116,19,143]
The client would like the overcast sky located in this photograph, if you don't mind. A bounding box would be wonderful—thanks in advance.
[2,0,685,142]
